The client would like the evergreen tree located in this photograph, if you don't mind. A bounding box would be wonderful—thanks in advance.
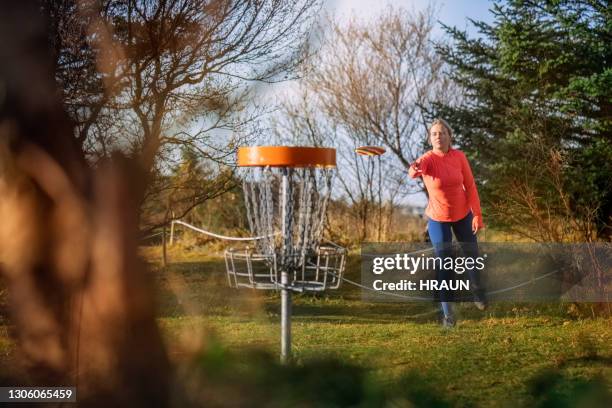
[434,0,611,241]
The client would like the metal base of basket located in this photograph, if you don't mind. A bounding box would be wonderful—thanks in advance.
[225,245,346,363]
[224,246,346,292]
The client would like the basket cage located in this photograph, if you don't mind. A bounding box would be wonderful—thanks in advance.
[225,246,346,291]
[225,166,346,291]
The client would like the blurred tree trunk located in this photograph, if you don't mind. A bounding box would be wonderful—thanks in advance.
[0,2,169,406]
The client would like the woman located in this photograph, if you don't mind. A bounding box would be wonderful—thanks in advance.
[409,118,486,327]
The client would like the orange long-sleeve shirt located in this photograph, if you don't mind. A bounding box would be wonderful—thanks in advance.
[409,148,484,227]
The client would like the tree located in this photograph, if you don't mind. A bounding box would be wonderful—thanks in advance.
[42,0,118,152]
[306,6,455,171]
[0,0,324,403]
[434,0,612,241]
[42,0,322,228]
[141,146,238,231]
[0,2,169,404]
[273,91,404,241]
[272,6,451,241]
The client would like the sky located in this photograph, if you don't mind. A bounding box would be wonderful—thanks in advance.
[261,0,497,104]
[261,0,497,95]
[325,0,496,37]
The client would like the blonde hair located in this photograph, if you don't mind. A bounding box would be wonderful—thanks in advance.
[428,118,453,142]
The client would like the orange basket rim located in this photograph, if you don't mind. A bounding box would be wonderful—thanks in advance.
[237,146,336,168]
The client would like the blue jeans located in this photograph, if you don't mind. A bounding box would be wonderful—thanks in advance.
[427,211,486,317]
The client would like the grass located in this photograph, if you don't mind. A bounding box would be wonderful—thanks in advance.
[0,245,610,406]
[147,246,611,406]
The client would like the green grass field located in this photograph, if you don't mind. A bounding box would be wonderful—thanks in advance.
[1,247,610,406]
[150,247,611,406]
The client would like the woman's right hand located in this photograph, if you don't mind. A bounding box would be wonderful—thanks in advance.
[409,160,423,178]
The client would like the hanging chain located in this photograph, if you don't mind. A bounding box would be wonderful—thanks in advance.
[242,166,336,272]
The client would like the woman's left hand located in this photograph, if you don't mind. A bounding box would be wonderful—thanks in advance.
[472,216,484,235]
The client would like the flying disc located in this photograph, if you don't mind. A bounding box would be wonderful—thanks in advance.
[355,146,386,156]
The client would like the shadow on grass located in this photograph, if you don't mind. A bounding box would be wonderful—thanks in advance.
[171,336,612,408]
[527,368,612,408]
[176,338,454,408]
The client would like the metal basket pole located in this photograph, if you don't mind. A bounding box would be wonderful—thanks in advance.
[280,168,291,364]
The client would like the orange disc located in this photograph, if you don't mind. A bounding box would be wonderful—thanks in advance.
[237,146,336,168]
[355,146,386,156]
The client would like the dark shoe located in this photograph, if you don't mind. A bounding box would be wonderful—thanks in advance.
[442,316,456,328]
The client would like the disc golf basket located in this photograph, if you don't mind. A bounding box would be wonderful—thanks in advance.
[225,146,346,362]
